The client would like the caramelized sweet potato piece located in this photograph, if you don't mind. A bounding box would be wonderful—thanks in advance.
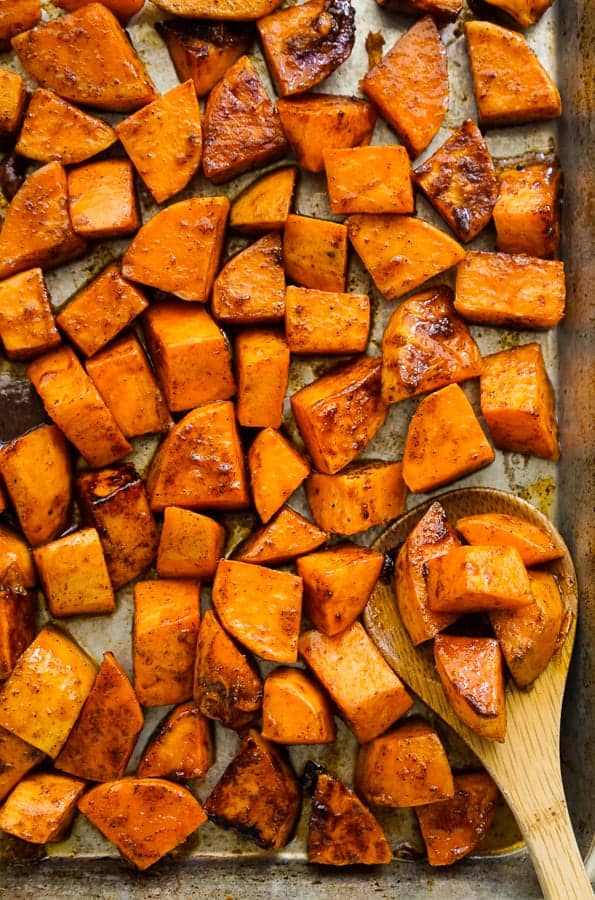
[402,384,495,493]
[34,528,115,617]
[0,727,44,803]
[0,0,39,51]
[136,701,213,781]
[152,0,281,17]
[55,652,143,782]
[235,329,290,428]
[262,668,335,744]
[78,778,207,870]
[234,505,327,565]
[363,17,447,157]
[248,428,311,523]
[347,214,465,301]
[493,164,561,259]
[230,167,297,234]
[480,343,559,460]
[299,622,412,742]
[67,158,139,240]
[0,268,60,361]
[456,513,564,567]
[481,0,552,26]
[465,21,561,127]
[277,94,376,173]
[0,772,84,843]
[194,609,263,731]
[0,68,26,146]
[157,508,225,580]
[434,635,506,742]
[381,286,482,405]
[297,543,384,636]
[0,585,37,680]
[284,214,348,292]
[416,772,499,866]
[376,0,461,21]
[53,0,144,23]
[291,356,387,475]
[202,55,287,183]
[0,523,35,588]
[285,286,370,355]
[212,232,285,324]
[325,145,414,215]
[426,545,533,613]
[12,4,156,112]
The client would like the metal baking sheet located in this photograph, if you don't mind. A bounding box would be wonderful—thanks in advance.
[0,0,593,895]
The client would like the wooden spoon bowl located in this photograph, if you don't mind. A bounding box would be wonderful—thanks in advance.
[364,487,592,900]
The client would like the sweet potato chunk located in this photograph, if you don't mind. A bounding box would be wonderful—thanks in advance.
[152,0,281,17]
[434,635,506,742]
[299,622,412,743]
[194,609,263,731]
[0,68,26,146]
[284,214,348,292]
[402,384,495,493]
[285,286,370,355]
[55,652,143,782]
[395,501,460,646]
[136,702,213,781]
[0,268,60,361]
[78,778,207,870]
[376,0,461,20]
[456,513,564,567]
[413,120,498,243]
[212,232,285,324]
[325,145,413,215]
[465,21,561,127]
[306,461,407,535]
[12,4,156,112]
[490,570,564,688]
[235,329,289,428]
[0,727,44,803]
[122,196,229,302]
[0,523,35,588]
[347,214,465,301]
[493,164,561,259]
[67,159,139,240]
[249,428,310,523]
[426,545,533,613]
[54,0,144,21]
[230,166,297,234]
[297,544,384,636]
[291,356,387,475]
[157,508,225,580]
[202,55,287,183]
[0,772,84,843]
[363,17,447,157]
[0,585,37,680]
[0,0,39,51]
[262,668,335,744]
[355,719,454,807]
[234,505,327,565]
[0,424,71,547]
[147,401,250,512]
[277,94,376,173]
[480,343,559,460]
[480,0,552,26]
[455,252,565,329]
[416,772,499,866]
[34,528,115,617]
[381,286,482,405]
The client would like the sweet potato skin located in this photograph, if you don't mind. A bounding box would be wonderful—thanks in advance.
[136,701,213,781]
[261,667,336,744]
[0,772,85,843]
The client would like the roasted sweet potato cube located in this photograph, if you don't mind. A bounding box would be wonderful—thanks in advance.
[0,68,26,146]
[347,214,465,301]
[0,523,35,588]
[0,625,97,757]
[480,343,559,460]
[68,160,138,242]
[0,268,60,361]
[285,286,370,355]
[156,19,253,97]
[299,622,412,743]
[248,428,310,523]
[147,401,250,513]
[284,214,348,293]
[355,719,454,807]
[12,4,156,113]
[395,501,459,646]
[0,0,39,51]
[291,356,387,475]
[381,286,483,405]
[262,668,335,744]
[402,384,495,493]
[493,164,561,259]
[115,81,202,205]
[230,167,297,234]
[122,196,229,302]
[465,21,561,128]
[426,545,533,613]
[0,727,44,803]
[28,346,132,468]
[54,0,144,21]
[212,232,285,324]
[235,329,289,428]
[136,701,213,781]
[0,424,71,547]
[479,0,552,26]
[277,94,376,174]
[55,651,143,781]
[194,609,263,731]
[204,729,300,849]
[133,579,200,707]
[456,513,564,567]
[57,263,148,357]
[202,55,287,183]
[0,772,84,843]
[85,334,172,438]
[143,301,235,413]
[376,0,461,20]
[258,0,355,97]
[76,464,159,590]
[78,778,207,870]
[363,17,447,157]
[305,461,407,535]
[157,508,225,580]
[325,145,413,215]
[0,586,37,680]
[234,505,327,566]
[34,528,115,618]
[413,119,498,243]
[490,570,564,688]
[151,0,281,17]
[416,772,499,866]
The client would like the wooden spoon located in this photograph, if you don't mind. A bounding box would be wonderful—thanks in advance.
[364,487,593,900]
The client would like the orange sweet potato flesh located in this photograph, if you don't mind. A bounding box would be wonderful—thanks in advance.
[456,513,564,567]
[377,0,461,21]
[136,701,213,781]
[261,667,335,744]
[78,778,207,869]
[152,0,281,17]
[230,167,297,234]
[33,527,115,617]
[68,159,139,240]
[248,427,311,523]
[234,506,327,566]
[53,0,144,23]
[325,145,414,215]
[363,17,447,157]
[0,585,37,680]
[416,772,499,866]
[0,523,36,588]
[212,232,285,324]
[434,635,507,742]
[284,214,348,292]
[481,0,553,27]
[493,164,561,259]
[12,4,156,112]
[0,772,85,843]
[235,329,289,428]
[285,286,370,355]
[0,0,40,51]
[157,507,225,580]
[0,69,27,145]
[426,545,533,614]
[0,726,44,803]
[0,268,60,361]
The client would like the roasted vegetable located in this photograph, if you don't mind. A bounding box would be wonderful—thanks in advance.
[54,0,144,20]
[248,427,311,523]
[67,158,139,240]
[375,0,461,21]
[151,0,281,18]
[325,145,414,215]
[212,232,286,324]
[480,0,552,26]
[426,545,533,614]
[0,584,37,680]
[283,214,348,292]
[0,772,85,843]
[0,522,36,588]
[230,167,297,233]
[262,668,335,744]
[493,164,561,259]
[0,268,60,361]
[285,286,370,355]
[235,329,290,428]
[136,701,213,781]
[234,506,327,565]
[0,68,26,146]
[0,727,44,804]
[0,0,40,51]
[455,513,564,567]
[34,528,115,617]
[157,507,225,580]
